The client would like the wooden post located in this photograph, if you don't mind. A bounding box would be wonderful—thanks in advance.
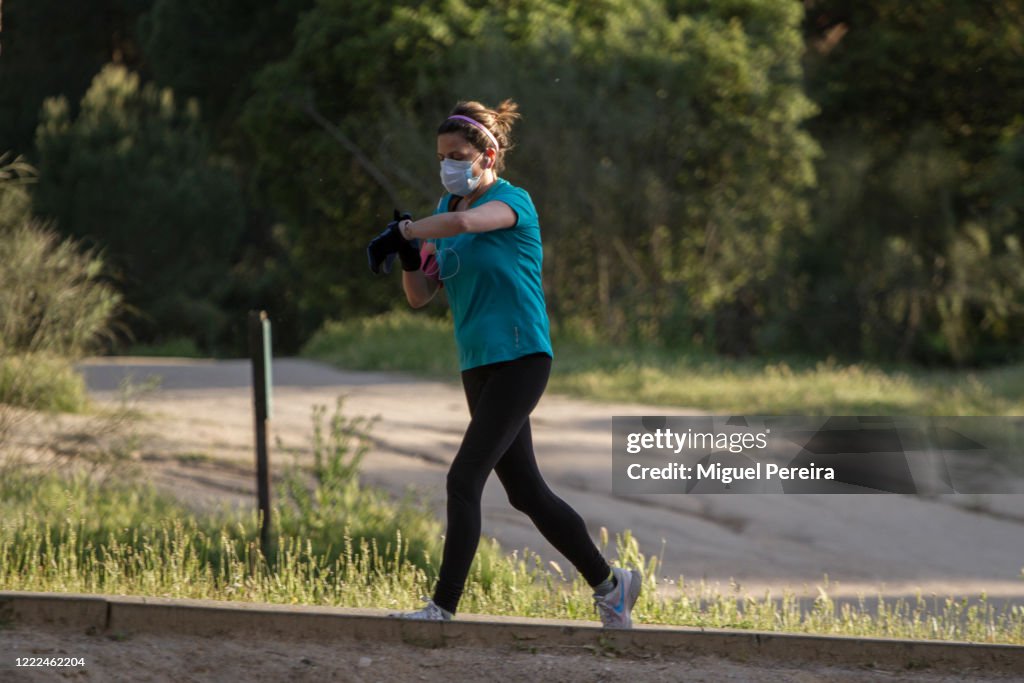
[249,310,273,557]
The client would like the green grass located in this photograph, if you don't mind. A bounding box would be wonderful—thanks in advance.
[303,311,1024,416]
[0,353,89,412]
[549,354,1024,415]
[122,337,203,358]
[303,311,458,377]
[1,469,1022,644]
[2,401,1022,644]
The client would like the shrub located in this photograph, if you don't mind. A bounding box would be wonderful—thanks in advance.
[0,354,89,413]
[0,154,121,412]
[0,221,121,359]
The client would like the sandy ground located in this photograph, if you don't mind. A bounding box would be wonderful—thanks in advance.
[1,624,1020,683]
[7,357,1024,614]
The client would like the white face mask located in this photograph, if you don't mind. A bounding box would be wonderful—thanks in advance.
[439,154,483,197]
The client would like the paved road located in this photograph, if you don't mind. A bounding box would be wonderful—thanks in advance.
[75,357,1024,616]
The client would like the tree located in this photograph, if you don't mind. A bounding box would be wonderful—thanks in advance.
[0,0,149,160]
[0,154,122,413]
[138,0,314,143]
[33,65,245,351]
[241,0,819,350]
[799,0,1024,363]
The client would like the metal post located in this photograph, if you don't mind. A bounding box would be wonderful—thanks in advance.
[249,310,273,556]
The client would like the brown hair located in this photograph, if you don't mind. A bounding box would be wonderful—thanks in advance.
[437,99,521,173]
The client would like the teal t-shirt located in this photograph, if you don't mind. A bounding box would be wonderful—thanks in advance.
[430,178,554,371]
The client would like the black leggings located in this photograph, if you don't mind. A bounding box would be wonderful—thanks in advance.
[432,352,611,614]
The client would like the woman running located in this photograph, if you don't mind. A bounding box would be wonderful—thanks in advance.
[370,99,641,628]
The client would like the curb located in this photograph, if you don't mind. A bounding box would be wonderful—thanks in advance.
[2,591,1022,675]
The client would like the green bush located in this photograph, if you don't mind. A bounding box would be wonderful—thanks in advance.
[0,155,121,412]
[0,221,121,359]
[302,309,459,378]
[124,336,203,358]
[0,353,89,413]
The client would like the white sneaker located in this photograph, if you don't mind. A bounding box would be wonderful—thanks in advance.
[389,598,453,621]
[593,567,642,629]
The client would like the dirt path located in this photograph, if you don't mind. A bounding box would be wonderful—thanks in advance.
[21,358,1024,611]
[2,624,1018,683]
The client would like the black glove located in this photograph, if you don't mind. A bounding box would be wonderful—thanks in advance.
[393,210,422,272]
[367,209,421,275]
[367,225,400,275]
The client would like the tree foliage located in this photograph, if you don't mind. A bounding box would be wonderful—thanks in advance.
[33,65,245,350]
[0,0,149,159]
[138,0,313,140]
[801,0,1024,363]
[0,155,122,359]
[4,0,1022,364]
[241,0,819,349]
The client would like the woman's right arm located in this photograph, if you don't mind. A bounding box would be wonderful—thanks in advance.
[402,269,440,308]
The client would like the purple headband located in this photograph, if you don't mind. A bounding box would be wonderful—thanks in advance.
[446,115,500,152]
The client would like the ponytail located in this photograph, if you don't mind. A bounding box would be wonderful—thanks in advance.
[437,99,522,173]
